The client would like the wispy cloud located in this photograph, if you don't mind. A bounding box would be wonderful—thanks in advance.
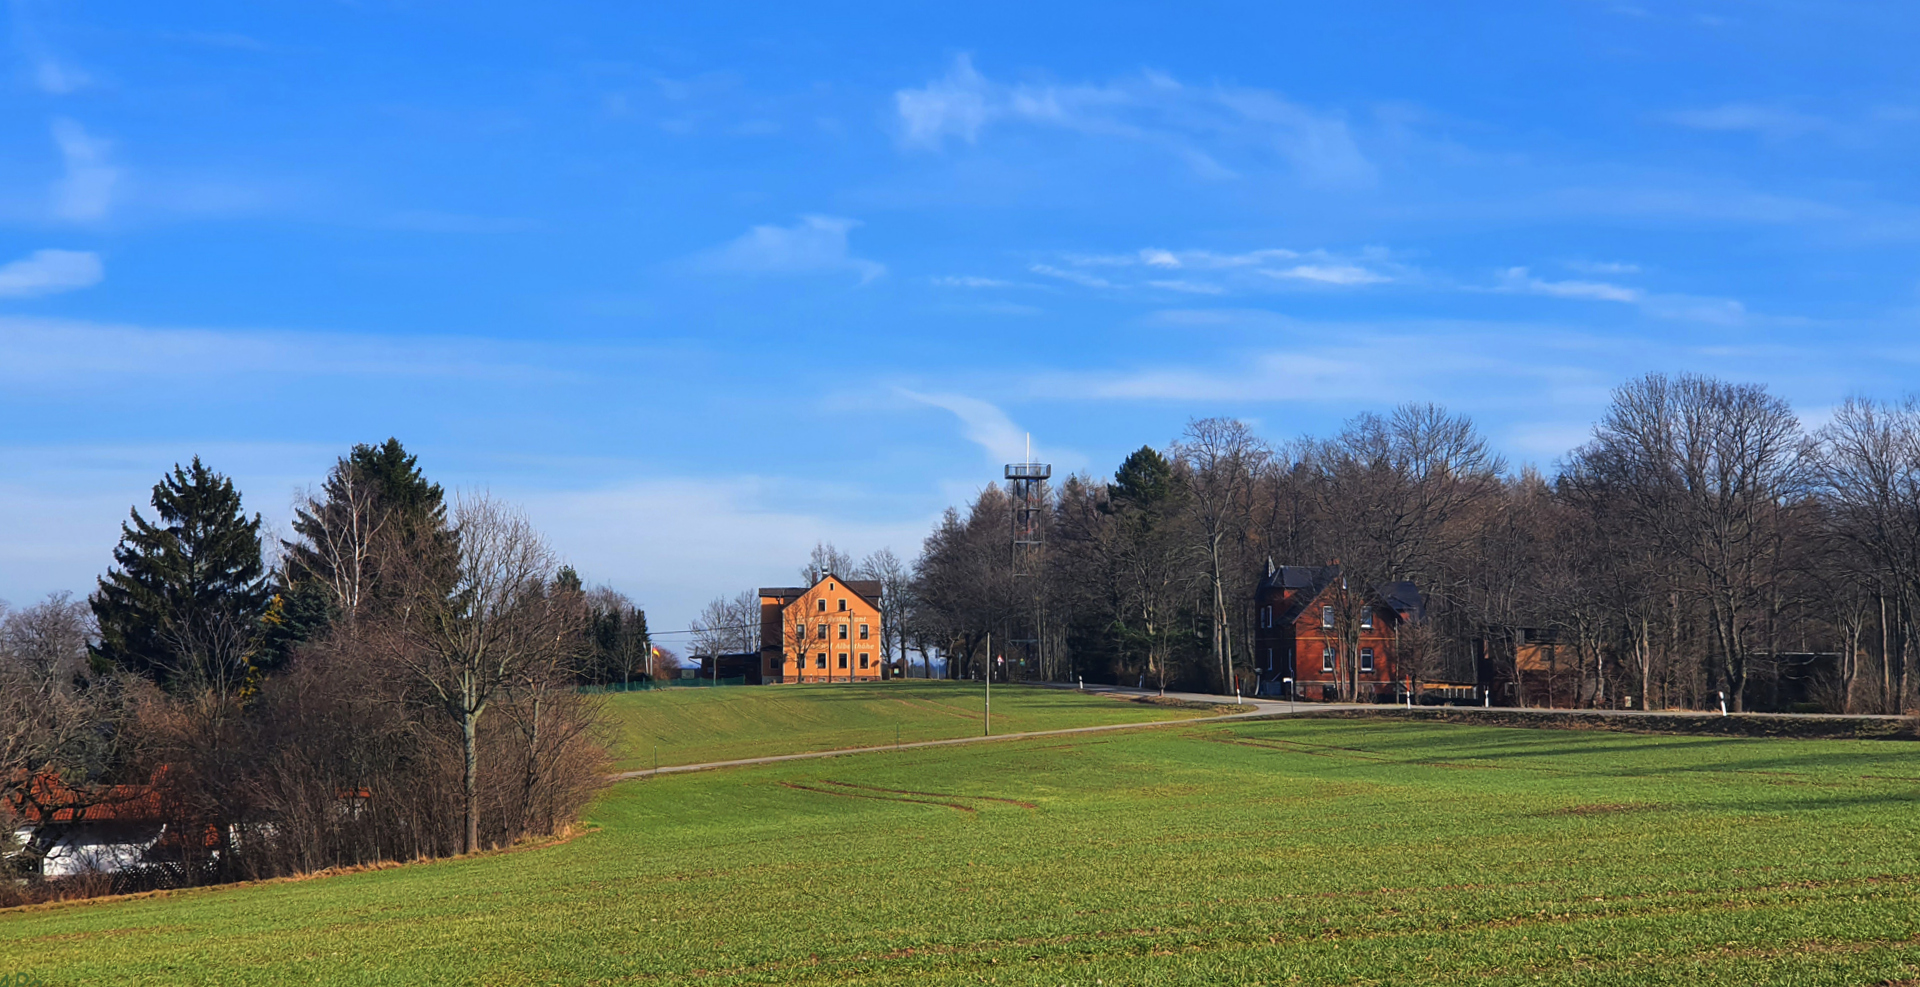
[1145,279,1225,294]
[894,55,1375,186]
[1267,264,1390,286]
[1564,260,1642,276]
[1497,267,1748,324]
[896,56,994,146]
[931,275,1021,288]
[1021,245,1399,295]
[895,388,1038,465]
[1501,266,1641,303]
[49,119,118,222]
[698,215,885,283]
[0,249,101,297]
[1029,264,1112,289]
[12,1,90,93]
[1664,103,1826,141]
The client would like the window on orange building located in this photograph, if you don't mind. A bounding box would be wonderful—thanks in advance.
[816,624,827,640]
[816,654,826,668]
[1360,647,1375,672]
[838,653,848,669]
[859,654,870,668]
[859,623,870,639]
[817,599,826,612]
[1321,646,1335,672]
[839,599,847,611]
[838,624,848,640]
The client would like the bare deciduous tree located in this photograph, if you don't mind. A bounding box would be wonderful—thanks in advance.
[386,495,583,853]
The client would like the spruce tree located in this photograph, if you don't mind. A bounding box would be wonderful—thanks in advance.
[1110,445,1177,516]
[91,457,270,690]
[271,438,455,661]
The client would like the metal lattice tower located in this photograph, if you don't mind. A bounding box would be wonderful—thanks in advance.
[1005,435,1051,680]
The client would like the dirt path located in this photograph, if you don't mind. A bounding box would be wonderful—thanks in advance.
[607,690,1331,781]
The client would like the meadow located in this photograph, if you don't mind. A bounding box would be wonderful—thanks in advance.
[596,680,1213,770]
[5,691,1920,985]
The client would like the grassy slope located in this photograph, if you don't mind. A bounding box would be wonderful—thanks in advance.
[598,680,1212,769]
[8,720,1920,985]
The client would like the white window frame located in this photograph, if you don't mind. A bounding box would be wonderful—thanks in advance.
[1322,605,1334,629]
[1321,646,1335,672]
[1360,647,1375,672]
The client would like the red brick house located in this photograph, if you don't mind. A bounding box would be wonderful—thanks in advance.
[1251,561,1425,702]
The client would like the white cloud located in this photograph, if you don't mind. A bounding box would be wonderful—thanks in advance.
[1502,267,1641,303]
[33,59,88,94]
[1140,248,1182,268]
[0,249,101,297]
[1564,260,1642,275]
[1665,103,1825,141]
[700,215,885,283]
[931,275,1018,288]
[1030,263,1112,289]
[1146,279,1224,294]
[50,119,119,222]
[1497,268,1750,325]
[895,54,994,147]
[896,388,1037,465]
[893,56,1374,186]
[1267,264,1390,285]
[12,4,91,94]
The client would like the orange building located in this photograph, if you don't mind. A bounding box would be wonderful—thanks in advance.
[758,574,887,683]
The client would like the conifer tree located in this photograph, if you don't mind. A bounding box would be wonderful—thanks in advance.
[90,457,269,691]
[272,438,454,660]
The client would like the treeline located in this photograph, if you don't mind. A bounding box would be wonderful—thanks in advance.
[907,373,1920,715]
[1,441,650,899]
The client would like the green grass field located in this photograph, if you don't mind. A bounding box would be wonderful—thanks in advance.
[597,680,1213,770]
[7,707,1920,985]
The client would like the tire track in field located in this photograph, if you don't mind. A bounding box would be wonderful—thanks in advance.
[778,781,976,812]
[822,780,1037,808]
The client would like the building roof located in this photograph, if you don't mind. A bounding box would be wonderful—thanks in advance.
[1257,560,1426,625]
[5,773,165,824]
[758,574,883,608]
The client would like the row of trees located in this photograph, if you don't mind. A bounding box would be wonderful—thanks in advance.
[2,441,634,897]
[905,374,1920,714]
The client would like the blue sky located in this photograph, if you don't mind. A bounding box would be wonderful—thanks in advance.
[4,1,1919,636]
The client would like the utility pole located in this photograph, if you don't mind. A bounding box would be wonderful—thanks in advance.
[985,631,992,736]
